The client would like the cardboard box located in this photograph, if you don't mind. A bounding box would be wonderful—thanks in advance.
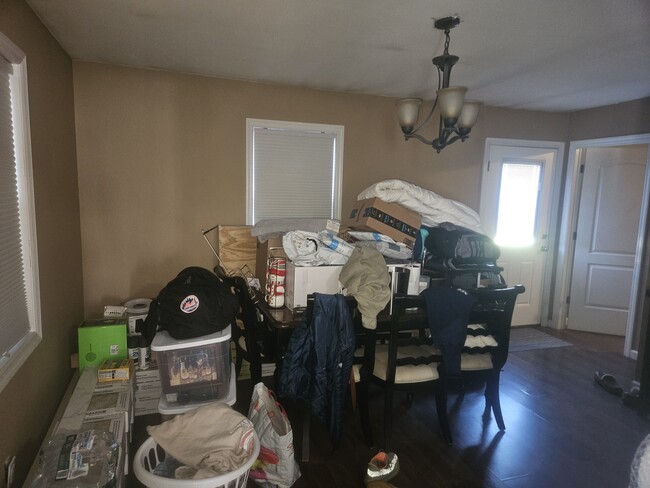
[343,198,421,247]
[98,358,133,382]
[216,225,257,275]
[57,366,133,441]
[94,377,132,393]
[85,389,132,440]
[285,262,343,310]
[78,319,127,371]
[135,397,161,416]
[135,367,162,407]
[256,237,288,292]
[135,367,161,387]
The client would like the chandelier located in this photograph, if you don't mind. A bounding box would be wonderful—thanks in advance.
[397,16,481,153]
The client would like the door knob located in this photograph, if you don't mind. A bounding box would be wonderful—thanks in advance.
[540,245,549,252]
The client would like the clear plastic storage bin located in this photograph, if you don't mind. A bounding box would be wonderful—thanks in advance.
[151,326,231,405]
[158,363,237,416]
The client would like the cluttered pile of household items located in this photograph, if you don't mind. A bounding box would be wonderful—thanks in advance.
[26,179,511,488]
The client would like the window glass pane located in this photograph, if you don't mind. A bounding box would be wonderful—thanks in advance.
[495,162,542,246]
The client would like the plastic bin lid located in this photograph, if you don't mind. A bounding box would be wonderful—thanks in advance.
[151,325,231,351]
[158,363,236,415]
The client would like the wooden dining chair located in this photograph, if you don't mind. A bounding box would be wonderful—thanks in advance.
[357,294,452,452]
[455,285,525,432]
[221,271,278,385]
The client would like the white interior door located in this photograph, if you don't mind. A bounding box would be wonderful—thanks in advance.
[567,145,649,335]
[481,142,559,326]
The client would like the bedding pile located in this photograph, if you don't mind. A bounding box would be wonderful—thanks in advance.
[357,179,482,233]
[253,179,483,265]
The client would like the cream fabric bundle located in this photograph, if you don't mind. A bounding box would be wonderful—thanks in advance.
[147,402,255,479]
[339,247,391,329]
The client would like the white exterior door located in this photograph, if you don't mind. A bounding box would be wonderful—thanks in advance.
[567,145,649,335]
[480,142,560,326]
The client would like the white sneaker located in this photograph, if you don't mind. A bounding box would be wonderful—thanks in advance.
[364,451,399,484]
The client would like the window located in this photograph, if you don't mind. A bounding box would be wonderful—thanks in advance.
[246,119,343,225]
[495,161,542,247]
[0,32,41,392]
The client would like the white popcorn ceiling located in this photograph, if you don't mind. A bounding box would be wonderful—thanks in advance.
[27,0,650,112]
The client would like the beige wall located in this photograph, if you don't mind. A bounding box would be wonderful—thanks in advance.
[568,97,650,141]
[72,62,571,315]
[0,1,83,485]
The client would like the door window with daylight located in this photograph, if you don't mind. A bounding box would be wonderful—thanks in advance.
[246,119,344,225]
[495,161,542,247]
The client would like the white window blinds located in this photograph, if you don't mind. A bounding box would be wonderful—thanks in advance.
[247,120,343,225]
[0,56,29,351]
[0,33,41,392]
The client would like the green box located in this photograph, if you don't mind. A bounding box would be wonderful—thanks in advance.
[78,319,128,371]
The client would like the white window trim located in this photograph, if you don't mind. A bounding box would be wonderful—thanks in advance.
[0,32,42,392]
[245,118,344,225]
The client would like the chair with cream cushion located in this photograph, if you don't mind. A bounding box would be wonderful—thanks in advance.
[357,294,451,451]
[455,285,525,432]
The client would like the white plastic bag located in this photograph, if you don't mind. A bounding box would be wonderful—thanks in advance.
[247,382,301,487]
[282,230,350,266]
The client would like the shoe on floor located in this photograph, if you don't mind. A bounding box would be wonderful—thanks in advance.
[623,386,641,407]
[594,371,623,396]
[365,451,399,484]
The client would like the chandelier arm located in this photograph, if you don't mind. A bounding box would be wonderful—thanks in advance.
[432,130,467,152]
[410,98,437,135]
[408,68,443,135]
[404,132,435,146]
[444,134,463,146]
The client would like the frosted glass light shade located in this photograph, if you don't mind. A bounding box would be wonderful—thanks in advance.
[437,86,467,119]
[396,98,422,133]
[458,100,481,129]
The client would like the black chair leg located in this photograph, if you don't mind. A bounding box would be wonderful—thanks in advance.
[249,355,262,386]
[357,379,375,448]
[434,381,452,445]
[486,372,505,431]
[234,349,243,379]
[383,385,394,452]
[301,401,311,462]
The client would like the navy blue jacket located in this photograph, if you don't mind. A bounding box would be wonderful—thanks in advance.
[423,286,475,376]
[279,293,355,447]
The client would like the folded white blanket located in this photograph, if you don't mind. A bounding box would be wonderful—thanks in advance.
[358,179,482,232]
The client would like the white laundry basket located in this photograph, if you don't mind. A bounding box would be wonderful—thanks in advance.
[133,432,260,488]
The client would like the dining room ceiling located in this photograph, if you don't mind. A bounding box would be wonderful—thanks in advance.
[26,0,650,112]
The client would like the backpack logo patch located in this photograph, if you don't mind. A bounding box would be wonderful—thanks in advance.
[180,295,200,313]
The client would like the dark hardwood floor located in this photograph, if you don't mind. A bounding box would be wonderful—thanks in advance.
[129,328,650,487]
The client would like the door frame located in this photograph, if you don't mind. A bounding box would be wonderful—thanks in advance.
[552,133,650,358]
[481,138,565,327]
